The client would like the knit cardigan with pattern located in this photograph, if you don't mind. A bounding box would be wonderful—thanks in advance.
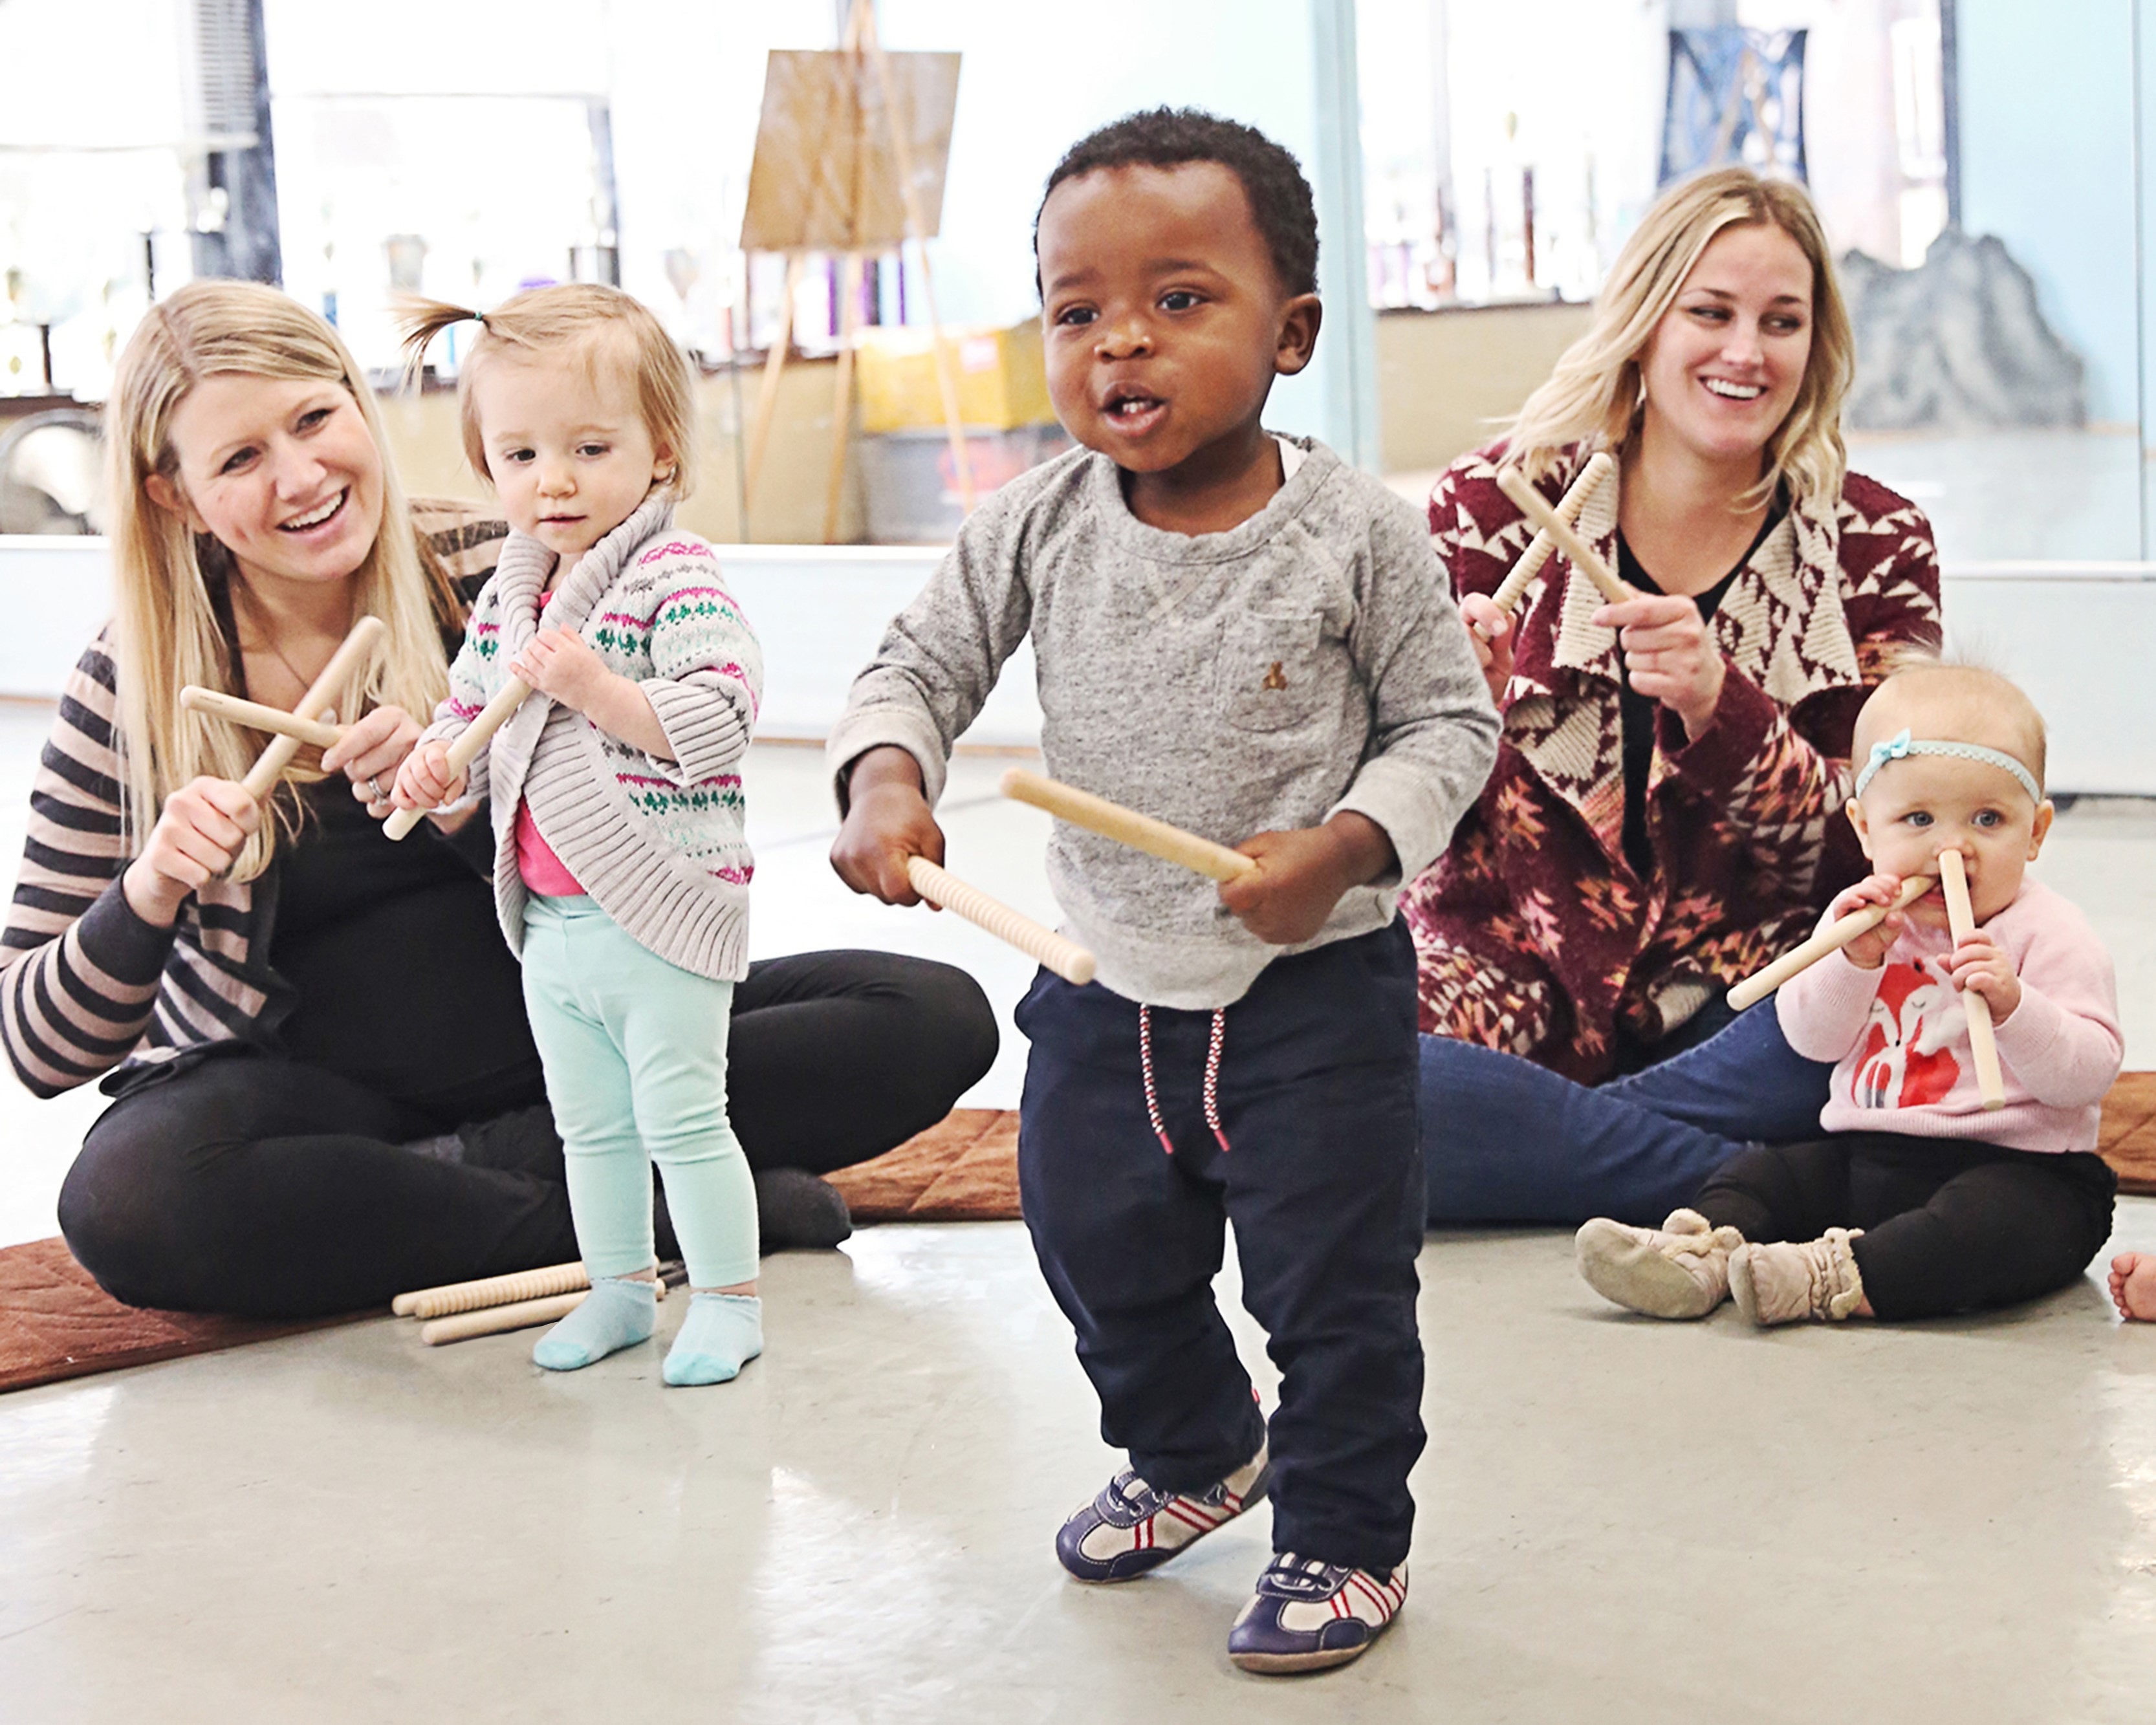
[1401,441,1943,1083]
[420,497,761,983]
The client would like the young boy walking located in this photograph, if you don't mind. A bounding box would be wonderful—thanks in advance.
[827,110,1496,1673]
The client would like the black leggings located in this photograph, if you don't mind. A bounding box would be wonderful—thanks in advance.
[58,950,997,1318]
[1695,1131,2116,1320]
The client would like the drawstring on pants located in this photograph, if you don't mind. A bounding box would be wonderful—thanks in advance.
[1137,1004,1232,1156]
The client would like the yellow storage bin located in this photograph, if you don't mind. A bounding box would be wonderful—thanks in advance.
[856,320,1054,433]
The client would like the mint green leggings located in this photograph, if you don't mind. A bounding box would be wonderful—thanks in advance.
[520,896,758,1289]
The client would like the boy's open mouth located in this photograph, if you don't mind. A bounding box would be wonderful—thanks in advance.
[1102,387,1166,431]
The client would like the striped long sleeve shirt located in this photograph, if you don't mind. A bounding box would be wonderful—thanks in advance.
[0,501,508,1098]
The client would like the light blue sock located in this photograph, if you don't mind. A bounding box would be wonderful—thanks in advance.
[532,1275,657,1372]
[662,1292,763,1387]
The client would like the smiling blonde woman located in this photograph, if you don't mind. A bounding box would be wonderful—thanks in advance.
[1408,167,1944,1228]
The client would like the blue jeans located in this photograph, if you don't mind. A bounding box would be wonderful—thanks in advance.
[1421,1002,1835,1226]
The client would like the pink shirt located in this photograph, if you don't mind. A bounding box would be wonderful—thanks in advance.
[1776,879,2121,1153]
[515,588,584,896]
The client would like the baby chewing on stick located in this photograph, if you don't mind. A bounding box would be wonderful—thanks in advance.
[1575,664,2122,1327]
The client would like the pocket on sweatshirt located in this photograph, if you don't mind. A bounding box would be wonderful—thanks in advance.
[1216,611,1323,732]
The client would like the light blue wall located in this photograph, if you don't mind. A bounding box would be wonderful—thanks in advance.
[1956,0,2140,426]
[877,0,1378,464]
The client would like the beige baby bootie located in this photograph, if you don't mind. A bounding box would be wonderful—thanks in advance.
[1727,1230,1866,1326]
[1574,1209,1745,1318]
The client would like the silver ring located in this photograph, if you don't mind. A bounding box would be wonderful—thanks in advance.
[367,774,386,801]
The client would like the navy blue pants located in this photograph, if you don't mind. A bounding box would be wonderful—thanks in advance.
[1016,923,1426,1573]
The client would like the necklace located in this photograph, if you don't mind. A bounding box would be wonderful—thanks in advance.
[234,587,345,709]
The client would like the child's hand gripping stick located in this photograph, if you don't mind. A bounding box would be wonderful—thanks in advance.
[383,677,533,840]
[1493,466,1635,608]
[1491,451,1615,615]
[904,855,1097,986]
[236,615,387,801]
[1725,873,1935,1012]
[1936,849,2008,1111]
[999,767,1260,884]
[181,686,347,750]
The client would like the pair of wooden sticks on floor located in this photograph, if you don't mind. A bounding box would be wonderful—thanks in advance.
[389,1262,671,1345]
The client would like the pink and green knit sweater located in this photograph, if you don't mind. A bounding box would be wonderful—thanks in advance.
[420,495,762,981]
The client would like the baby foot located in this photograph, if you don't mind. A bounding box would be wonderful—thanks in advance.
[2109,1253,2156,1322]
[532,1275,657,1370]
[662,1292,763,1386]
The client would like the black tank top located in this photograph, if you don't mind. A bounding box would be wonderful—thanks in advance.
[270,781,541,1122]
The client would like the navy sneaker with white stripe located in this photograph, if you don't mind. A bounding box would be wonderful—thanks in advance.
[1226,1552,1408,1674]
[1054,1442,1270,1582]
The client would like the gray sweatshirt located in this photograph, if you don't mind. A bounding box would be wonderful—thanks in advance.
[827,437,1499,1008]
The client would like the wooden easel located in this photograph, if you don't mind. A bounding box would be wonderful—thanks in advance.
[740,0,975,544]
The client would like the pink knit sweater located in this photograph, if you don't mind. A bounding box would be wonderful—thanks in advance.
[1776,879,2121,1152]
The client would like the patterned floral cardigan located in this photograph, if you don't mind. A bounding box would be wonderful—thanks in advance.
[1401,441,1943,1082]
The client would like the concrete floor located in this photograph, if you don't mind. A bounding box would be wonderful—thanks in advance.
[3,734,2156,1720]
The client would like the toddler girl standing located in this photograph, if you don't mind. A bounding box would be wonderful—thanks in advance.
[392,285,765,1384]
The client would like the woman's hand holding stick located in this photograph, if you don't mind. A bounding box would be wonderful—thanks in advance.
[1725,874,1934,1012]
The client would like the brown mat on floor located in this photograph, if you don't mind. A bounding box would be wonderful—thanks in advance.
[0,1108,1024,1396]
[6,1081,2139,1397]
[0,1237,349,1395]
[826,1107,1021,1222]
[2100,1072,2156,1197]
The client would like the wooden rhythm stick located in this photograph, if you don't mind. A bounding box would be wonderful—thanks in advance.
[391,1260,589,1319]
[1494,466,1634,608]
[418,1279,668,1347]
[1725,874,1935,1013]
[905,856,1096,986]
[383,676,533,840]
[181,686,345,750]
[1000,768,1259,884]
[1937,849,2007,1111]
[1492,451,1615,615]
[238,615,386,801]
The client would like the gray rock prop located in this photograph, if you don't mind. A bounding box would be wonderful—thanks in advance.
[1840,227,2085,432]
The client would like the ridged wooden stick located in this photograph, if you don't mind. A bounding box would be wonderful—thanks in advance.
[392,1261,590,1319]
[384,676,532,840]
[1494,466,1634,607]
[905,856,1096,985]
[1726,874,1934,1012]
[1000,768,1258,884]
[1492,451,1615,614]
[1937,849,2007,1111]
[239,616,386,801]
[418,1279,667,1347]
[182,686,347,750]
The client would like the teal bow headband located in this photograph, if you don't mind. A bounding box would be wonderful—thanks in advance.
[1852,728,2042,805]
